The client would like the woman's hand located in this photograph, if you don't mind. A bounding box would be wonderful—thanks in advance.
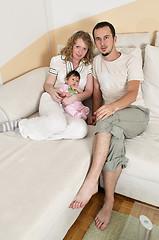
[95,104,117,121]
[50,88,63,102]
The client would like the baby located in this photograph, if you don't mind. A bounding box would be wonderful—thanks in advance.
[59,70,89,120]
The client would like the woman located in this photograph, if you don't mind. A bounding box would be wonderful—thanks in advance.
[0,31,94,140]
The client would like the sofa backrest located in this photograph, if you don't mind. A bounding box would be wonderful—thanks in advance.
[0,67,49,124]
[143,45,159,117]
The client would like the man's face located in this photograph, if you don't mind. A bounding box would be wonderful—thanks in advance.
[94,26,116,57]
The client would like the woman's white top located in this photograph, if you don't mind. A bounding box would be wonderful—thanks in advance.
[49,55,92,90]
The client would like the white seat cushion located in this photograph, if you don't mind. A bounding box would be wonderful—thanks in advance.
[124,116,159,183]
[0,125,94,240]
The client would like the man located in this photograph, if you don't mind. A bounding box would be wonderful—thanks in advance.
[69,21,149,230]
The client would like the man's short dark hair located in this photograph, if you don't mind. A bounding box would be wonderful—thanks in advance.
[92,21,116,39]
[66,70,80,79]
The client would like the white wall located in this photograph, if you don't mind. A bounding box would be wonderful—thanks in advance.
[0,0,47,67]
[0,0,135,68]
[46,0,135,30]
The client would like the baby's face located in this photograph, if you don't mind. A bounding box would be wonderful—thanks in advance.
[66,75,80,87]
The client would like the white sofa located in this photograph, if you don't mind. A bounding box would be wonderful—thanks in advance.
[0,32,159,240]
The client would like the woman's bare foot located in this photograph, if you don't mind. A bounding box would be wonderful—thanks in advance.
[69,179,98,209]
[94,197,114,230]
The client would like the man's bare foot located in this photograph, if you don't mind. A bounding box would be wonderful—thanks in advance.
[94,198,114,230]
[69,179,98,209]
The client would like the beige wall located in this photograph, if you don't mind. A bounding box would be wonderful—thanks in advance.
[0,34,50,84]
[1,0,159,83]
[51,0,159,56]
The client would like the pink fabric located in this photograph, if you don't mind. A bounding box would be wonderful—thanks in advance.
[60,84,89,120]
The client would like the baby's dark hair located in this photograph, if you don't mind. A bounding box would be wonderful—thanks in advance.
[66,70,80,79]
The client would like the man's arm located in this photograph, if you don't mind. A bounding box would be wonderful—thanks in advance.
[87,77,103,125]
[95,80,140,121]
[93,77,103,113]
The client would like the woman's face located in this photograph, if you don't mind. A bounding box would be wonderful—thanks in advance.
[72,38,88,62]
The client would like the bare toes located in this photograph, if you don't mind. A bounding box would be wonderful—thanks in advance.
[100,223,107,230]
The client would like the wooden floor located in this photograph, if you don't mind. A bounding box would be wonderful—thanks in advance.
[63,187,159,240]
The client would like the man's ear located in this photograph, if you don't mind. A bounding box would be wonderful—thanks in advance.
[114,35,117,44]
[65,78,68,83]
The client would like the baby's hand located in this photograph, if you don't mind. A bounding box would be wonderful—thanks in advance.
[72,86,83,93]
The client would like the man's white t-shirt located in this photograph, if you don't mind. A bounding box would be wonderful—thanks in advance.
[93,53,144,105]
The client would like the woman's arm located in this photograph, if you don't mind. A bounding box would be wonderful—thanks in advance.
[75,74,93,101]
[95,80,140,121]
[44,74,63,102]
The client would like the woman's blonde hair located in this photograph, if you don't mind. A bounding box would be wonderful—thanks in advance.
[60,31,94,65]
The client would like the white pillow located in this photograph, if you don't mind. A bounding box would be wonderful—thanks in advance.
[93,46,142,57]
[116,32,151,63]
[117,47,142,61]
[155,31,159,47]
[143,45,159,116]
[0,67,49,124]
[116,32,151,48]
[57,44,65,54]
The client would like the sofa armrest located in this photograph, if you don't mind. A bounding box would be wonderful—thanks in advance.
[0,67,49,123]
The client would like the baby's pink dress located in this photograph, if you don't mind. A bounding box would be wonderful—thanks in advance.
[59,84,89,120]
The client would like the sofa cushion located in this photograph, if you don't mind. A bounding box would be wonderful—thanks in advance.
[0,124,94,240]
[0,67,49,124]
[143,45,159,117]
[116,32,151,62]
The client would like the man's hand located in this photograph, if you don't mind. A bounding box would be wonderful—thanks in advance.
[95,104,117,121]
[87,116,96,125]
